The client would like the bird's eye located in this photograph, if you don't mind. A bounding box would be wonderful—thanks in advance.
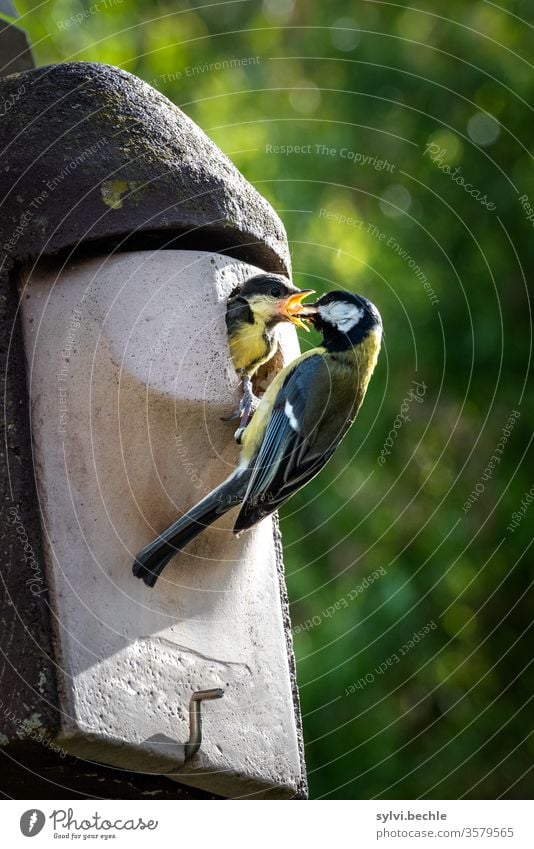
[270,286,282,298]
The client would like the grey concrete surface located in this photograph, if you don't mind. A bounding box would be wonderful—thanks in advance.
[18,250,304,798]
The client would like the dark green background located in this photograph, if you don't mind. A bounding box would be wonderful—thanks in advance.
[14,0,534,799]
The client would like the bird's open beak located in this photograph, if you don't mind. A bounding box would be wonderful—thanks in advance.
[295,301,320,326]
[279,289,315,331]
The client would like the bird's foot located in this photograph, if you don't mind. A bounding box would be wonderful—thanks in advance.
[221,374,255,422]
[241,376,259,415]
[234,382,260,443]
[221,406,241,422]
[222,376,260,439]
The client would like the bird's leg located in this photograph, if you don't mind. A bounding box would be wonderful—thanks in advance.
[222,373,259,427]
[241,375,258,418]
[234,375,260,443]
[221,372,248,421]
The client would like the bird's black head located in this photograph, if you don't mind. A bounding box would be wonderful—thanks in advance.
[233,274,297,301]
[304,290,382,351]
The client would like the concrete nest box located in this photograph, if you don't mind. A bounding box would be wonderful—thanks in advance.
[0,62,305,799]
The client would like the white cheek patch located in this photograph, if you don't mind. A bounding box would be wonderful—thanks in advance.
[284,399,300,431]
[319,301,364,332]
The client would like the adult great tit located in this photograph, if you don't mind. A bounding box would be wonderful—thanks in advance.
[133,290,382,587]
[225,274,314,435]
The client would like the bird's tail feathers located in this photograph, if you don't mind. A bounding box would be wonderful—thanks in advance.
[133,469,250,587]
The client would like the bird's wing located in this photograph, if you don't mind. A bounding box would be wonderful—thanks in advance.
[225,295,253,334]
[234,354,341,531]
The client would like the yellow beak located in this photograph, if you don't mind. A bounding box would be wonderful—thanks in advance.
[280,289,315,331]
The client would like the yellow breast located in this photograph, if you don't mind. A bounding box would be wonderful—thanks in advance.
[229,320,273,375]
[240,328,382,462]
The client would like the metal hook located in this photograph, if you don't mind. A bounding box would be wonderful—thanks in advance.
[183,687,224,762]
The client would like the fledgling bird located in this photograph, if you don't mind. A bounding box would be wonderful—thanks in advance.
[225,274,314,436]
[133,290,382,588]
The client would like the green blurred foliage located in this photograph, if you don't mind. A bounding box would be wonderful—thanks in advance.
[18,0,534,799]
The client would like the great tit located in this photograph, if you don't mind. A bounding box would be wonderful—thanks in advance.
[133,290,382,587]
[225,274,314,435]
